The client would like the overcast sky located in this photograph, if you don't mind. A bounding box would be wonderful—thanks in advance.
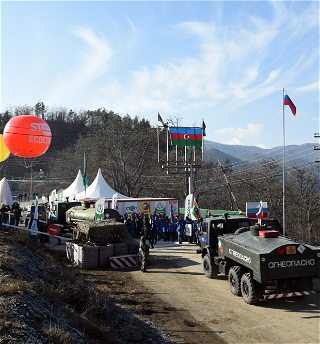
[1,0,319,149]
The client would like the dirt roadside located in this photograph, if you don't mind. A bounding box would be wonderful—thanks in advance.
[1,227,319,343]
[0,230,224,344]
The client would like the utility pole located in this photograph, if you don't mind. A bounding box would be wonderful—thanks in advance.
[158,127,203,196]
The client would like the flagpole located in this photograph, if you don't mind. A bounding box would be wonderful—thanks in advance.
[176,145,178,173]
[166,127,169,166]
[282,88,286,237]
[84,152,87,199]
[157,126,159,163]
[202,119,204,162]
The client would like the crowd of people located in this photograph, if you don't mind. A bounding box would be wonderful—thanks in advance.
[0,203,22,230]
[120,211,202,272]
[120,212,202,247]
[0,201,203,273]
[0,201,63,246]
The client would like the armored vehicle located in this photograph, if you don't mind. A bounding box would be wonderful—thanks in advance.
[50,201,81,223]
[197,219,320,304]
[65,205,120,224]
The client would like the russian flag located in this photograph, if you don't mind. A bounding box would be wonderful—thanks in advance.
[284,91,296,116]
[256,201,264,219]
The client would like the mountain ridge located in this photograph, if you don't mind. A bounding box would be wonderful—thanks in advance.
[204,140,318,168]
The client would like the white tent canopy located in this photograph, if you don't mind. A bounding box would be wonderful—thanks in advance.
[0,177,13,207]
[76,168,128,200]
[63,170,85,200]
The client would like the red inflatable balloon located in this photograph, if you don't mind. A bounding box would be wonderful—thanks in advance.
[3,115,52,157]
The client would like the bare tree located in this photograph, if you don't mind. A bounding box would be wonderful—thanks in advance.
[286,165,320,244]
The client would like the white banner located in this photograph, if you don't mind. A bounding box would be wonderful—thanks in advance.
[30,196,39,236]
[185,223,192,236]
[51,189,56,202]
[111,193,118,210]
[184,194,193,220]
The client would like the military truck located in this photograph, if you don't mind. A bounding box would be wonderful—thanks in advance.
[197,216,320,304]
[196,213,251,262]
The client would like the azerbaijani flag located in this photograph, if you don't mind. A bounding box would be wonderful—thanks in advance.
[169,127,203,146]
[158,113,168,127]
[284,91,296,116]
[202,121,206,137]
[192,198,201,220]
[83,152,88,186]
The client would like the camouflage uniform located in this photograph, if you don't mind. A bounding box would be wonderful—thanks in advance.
[140,236,149,272]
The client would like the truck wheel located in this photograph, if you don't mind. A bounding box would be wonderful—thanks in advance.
[295,278,313,299]
[203,254,218,279]
[300,278,313,292]
[228,266,242,296]
[240,273,259,305]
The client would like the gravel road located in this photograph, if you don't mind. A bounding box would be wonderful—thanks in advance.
[130,240,320,344]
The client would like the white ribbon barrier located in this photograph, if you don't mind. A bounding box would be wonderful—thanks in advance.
[2,211,76,241]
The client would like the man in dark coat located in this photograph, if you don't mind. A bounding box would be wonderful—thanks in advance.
[143,214,153,248]
[1,204,10,230]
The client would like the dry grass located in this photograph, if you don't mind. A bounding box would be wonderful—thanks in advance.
[42,326,78,344]
[0,230,125,343]
[0,281,30,294]
[10,228,30,243]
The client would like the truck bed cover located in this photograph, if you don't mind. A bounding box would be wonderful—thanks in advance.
[219,231,319,255]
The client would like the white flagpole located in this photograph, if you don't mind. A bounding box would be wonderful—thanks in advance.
[202,118,204,162]
[282,88,286,237]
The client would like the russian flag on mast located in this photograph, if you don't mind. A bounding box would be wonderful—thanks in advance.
[256,201,264,225]
[256,201,264,219]
[283,91,296,116]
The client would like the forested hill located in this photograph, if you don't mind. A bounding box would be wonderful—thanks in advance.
[0,106,136,153]
[1,104,319,245]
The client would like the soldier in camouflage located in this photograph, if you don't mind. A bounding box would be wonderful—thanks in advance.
[140,236,149,272]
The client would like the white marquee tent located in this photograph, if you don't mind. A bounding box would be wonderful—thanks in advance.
[62,170,85,200]
[0,177,13,207]
[76,168,128,200]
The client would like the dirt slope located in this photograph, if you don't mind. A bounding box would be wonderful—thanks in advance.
[1,229,319,344]
[0,230,223,344]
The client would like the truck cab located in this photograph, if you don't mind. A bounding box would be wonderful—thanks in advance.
[49,201,82,223]
[197,213,250,279]
[198,213,250,254]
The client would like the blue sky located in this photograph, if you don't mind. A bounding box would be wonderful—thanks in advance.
[1,1,319,149]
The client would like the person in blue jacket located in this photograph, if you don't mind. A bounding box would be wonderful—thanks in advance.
[129,217,136,238]
[160,217,169,240]
[155,215,161,241]
[168,221,176,242]
[176,219,185,244]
